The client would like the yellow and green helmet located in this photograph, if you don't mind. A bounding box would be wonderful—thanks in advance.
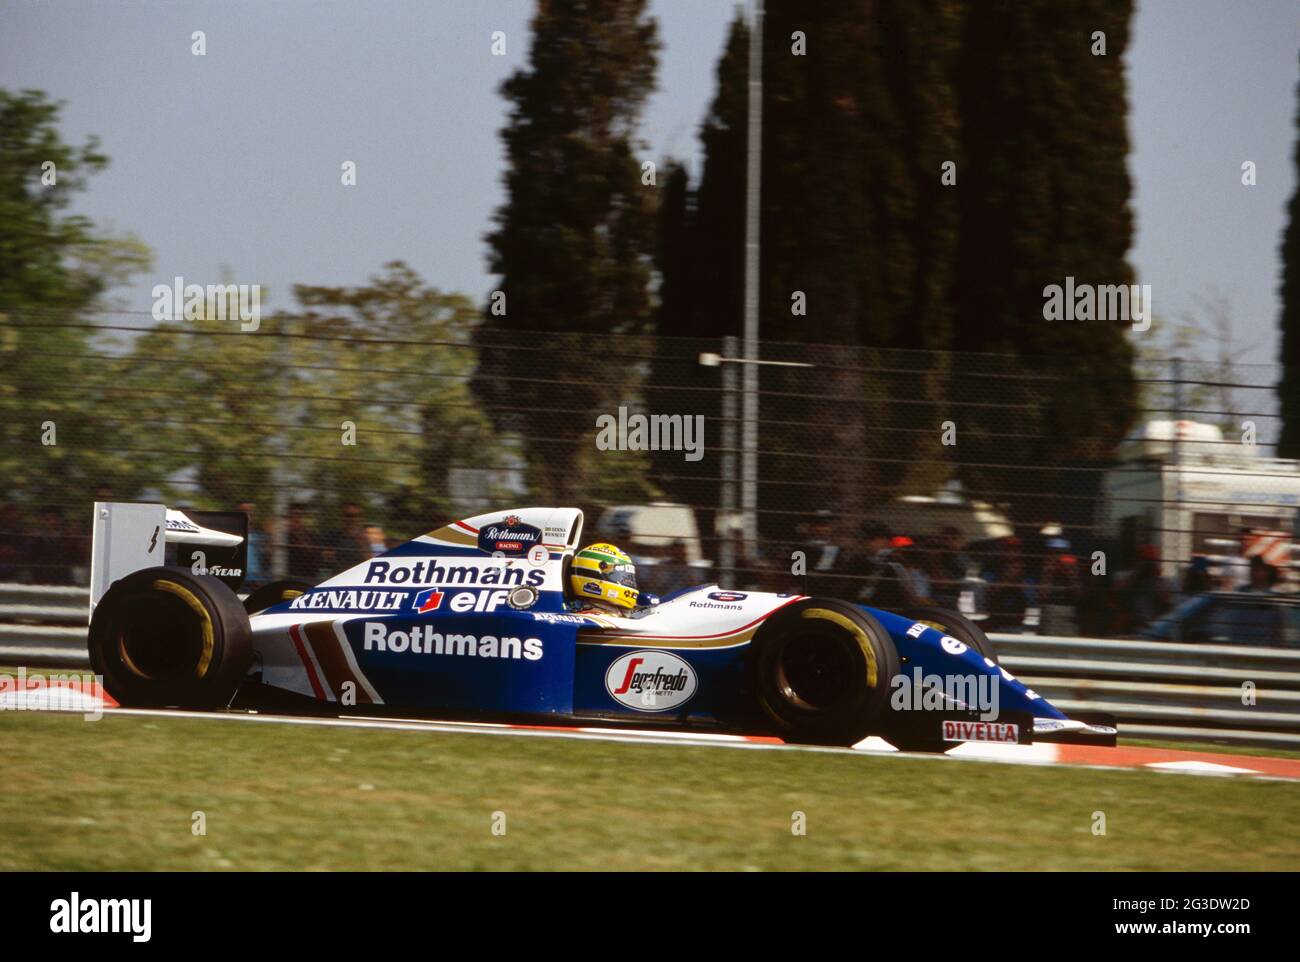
[570,543,639,611]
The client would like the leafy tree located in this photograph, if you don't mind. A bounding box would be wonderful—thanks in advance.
[473,0,661,507]
[125,263,496,549]
[0,89,153,515]
[285,263,497,536]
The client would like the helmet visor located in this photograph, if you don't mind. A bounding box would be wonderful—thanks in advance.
[604,562,637,590]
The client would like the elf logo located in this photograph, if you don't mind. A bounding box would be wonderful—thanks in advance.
[413,589,445,613]
[605,650,697,712]
[412,589,512,613]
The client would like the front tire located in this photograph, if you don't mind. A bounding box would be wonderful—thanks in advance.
[887,606,999,753]
[89,566,252,709]
[901,605,998,665]
[750,598,900,746]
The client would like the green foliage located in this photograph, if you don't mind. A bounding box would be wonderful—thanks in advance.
[949,0,1137,522]
[0,89,154,513]
[652,3,966,534]
[285,262,497,535]
[124,263,496,541]
[474,0,661,506]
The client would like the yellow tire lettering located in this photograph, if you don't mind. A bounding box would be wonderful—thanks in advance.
[153,580,216,679]
[800,608,877,687]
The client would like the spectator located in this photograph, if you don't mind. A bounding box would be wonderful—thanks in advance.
[362,524,388,558]
[985,537,1030,631]
[1181,555,1214,596]
[321,501,369,572]
[1126,543,1172,627]
[851,523,921,609]
[805,510,840,575]
[891,535,933,603]
[932,526,974,608]
[804,518,866,599]
[1038,538,1081,635]
[238,501,269,588]
[1220,528,1253,591]
[646,539,699,597]
[0,504,25,582]
[28,506,75,585]
[1236,555,1279,594]
[285,503,320,580]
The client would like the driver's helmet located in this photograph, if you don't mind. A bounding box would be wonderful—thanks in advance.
[570,543,639,612]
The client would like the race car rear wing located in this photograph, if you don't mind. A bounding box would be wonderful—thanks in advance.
[89,502,248,618]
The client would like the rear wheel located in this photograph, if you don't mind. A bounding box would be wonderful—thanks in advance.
[89,566,252,709]
[750,598,900,746]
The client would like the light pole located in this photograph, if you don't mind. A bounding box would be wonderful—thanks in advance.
[699,349,812,587]
[742,0,764,563]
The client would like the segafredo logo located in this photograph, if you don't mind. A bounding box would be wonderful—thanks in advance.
[605,650,697,712]
[50,892,151,942]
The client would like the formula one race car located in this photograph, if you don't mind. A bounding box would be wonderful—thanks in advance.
[86,503,1116,751]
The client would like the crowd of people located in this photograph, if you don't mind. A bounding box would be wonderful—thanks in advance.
[628,516,1295,637]
[0,499,396,589]
[2,500,1293,639]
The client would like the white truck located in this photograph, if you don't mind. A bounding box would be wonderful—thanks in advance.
[1098,420,1300,584]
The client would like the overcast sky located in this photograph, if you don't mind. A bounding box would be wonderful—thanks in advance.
[2,0,1297,376]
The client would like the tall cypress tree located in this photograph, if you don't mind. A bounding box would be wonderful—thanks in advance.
[645,16,748,540]
[756,0,964,532]
[1278,53,1300,460]
[473,0,660,505]
[950,0,1137,525]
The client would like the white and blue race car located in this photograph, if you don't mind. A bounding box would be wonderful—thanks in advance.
[86,503,1116,751]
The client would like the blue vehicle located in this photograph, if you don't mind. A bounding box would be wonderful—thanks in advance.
[87,505,1116,751]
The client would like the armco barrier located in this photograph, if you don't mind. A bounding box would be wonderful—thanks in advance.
[989,632,1300,748]
[1,583,1297,747]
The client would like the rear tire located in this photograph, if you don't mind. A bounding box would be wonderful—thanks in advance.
[89,566,252,709]
[750,598,900,746]
[243,578,315,615]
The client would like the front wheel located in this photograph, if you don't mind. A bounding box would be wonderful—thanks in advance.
[750,598,900,746]
[88,566,252,709]
[901,605,998,665]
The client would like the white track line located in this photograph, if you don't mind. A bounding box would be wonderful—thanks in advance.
[9,704,1297,781]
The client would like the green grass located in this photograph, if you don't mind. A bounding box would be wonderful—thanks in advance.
[1120,737,1300,761]
[3,710,1298,870]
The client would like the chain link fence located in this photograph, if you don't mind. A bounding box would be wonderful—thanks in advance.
[1,310,1294,638]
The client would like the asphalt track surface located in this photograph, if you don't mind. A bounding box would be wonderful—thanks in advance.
[5,682,1300,782]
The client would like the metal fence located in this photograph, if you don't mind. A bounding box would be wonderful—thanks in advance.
[0,310,1295,639]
